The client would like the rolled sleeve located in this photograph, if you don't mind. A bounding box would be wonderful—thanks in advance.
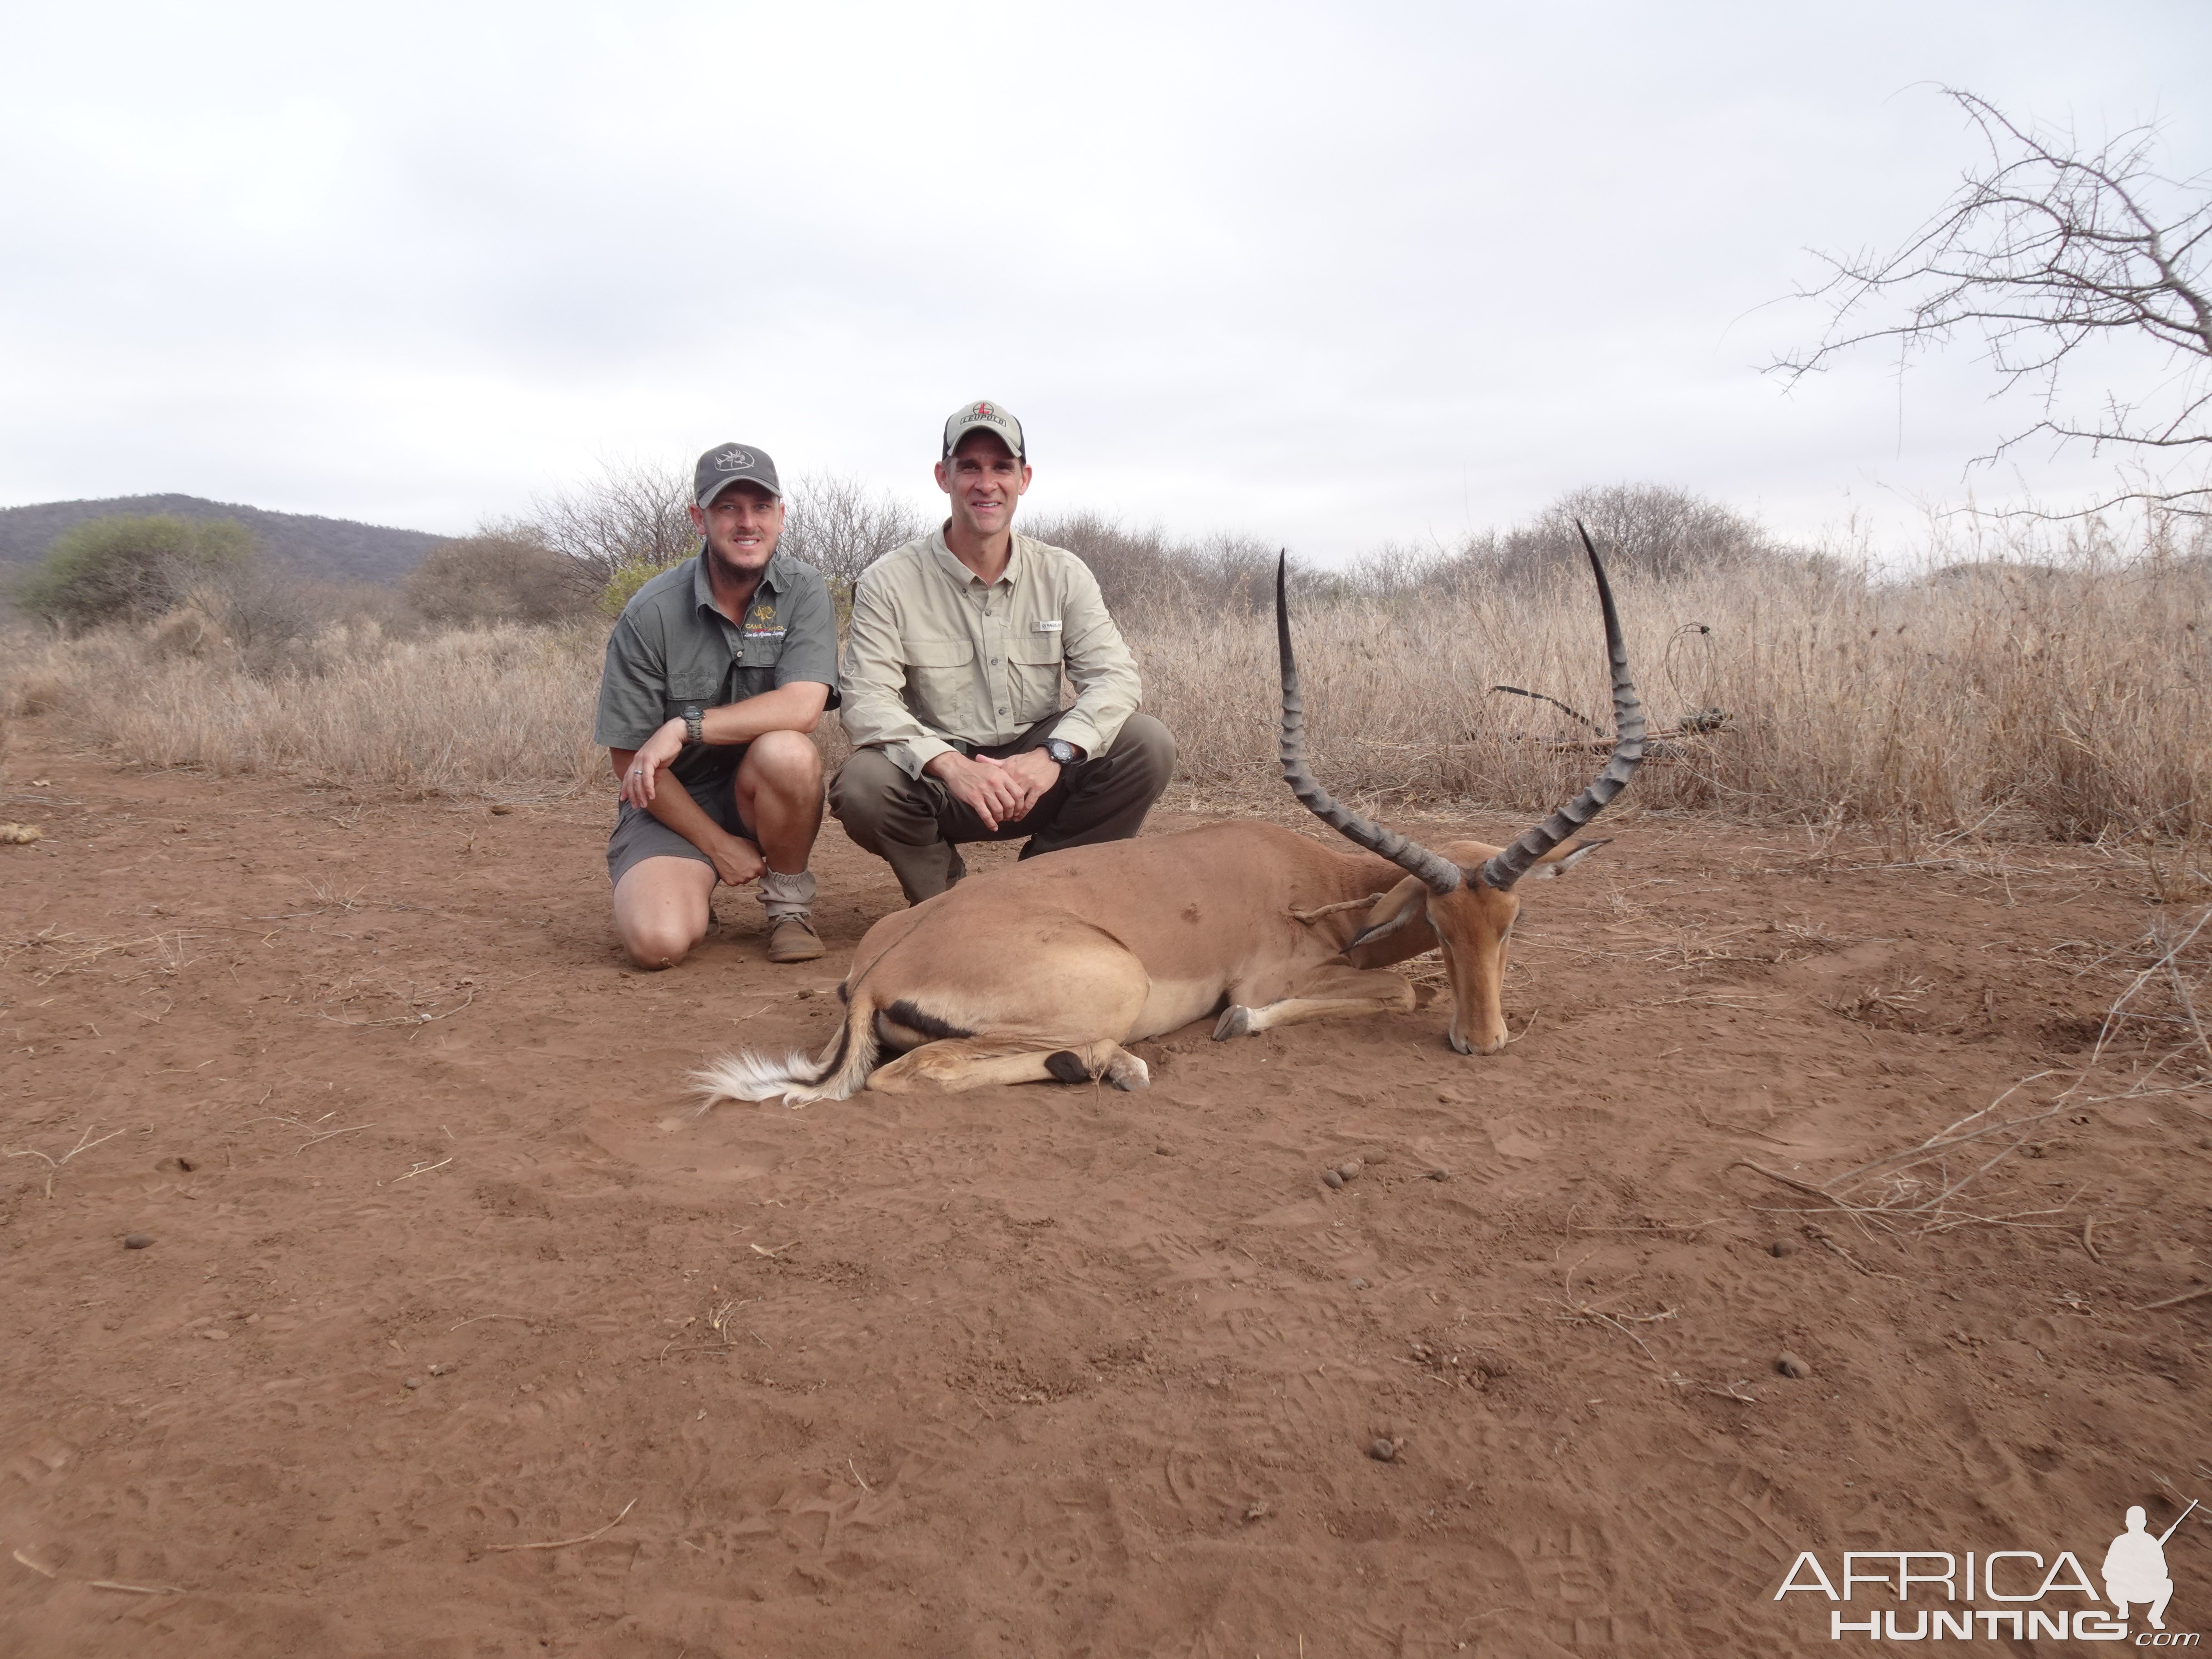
[1051,559,1140,757]
[770,567,843,709]
[593,613,668,751]
[839,566,960,779]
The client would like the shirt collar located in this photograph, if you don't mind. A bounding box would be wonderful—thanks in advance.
[928,525,1024,590]
[690,547,788,616]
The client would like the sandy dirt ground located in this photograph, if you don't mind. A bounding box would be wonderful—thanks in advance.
[3,731,2209,1657]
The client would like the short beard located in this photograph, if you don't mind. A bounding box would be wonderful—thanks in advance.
[703,536,772,589]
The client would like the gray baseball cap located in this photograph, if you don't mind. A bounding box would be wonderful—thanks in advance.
[942,399,1026,462]
[694,443,782,507]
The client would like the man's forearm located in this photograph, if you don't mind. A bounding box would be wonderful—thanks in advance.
[697,682,829,746]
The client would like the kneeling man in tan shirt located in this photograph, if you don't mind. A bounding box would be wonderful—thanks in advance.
[830,400,1176,904]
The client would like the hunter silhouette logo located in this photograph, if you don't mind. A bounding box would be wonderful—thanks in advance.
[2108,1501,2196,1631]
[1772,1496,2200,1642]
[713,448,755,471]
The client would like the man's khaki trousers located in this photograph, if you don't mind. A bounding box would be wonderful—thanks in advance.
[829,714,1176,904]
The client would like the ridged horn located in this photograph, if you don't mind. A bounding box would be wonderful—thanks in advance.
[1277,551,1464,896]
[1475,523,1646,891]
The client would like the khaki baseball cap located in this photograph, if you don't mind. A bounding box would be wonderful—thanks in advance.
[942,399,1025,461]
[694,443,782,507]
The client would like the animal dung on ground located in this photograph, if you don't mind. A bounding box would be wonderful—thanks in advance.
[1369,1438,1399,1462]
[403,1376,424,1390]
[1337,1160,1362,1181]
[1776,1352,1813,1379]
[122,1233,154,1250]
[1771,1239,1798,1257]
[488,803,513,815]
[1322,1169,1344,1188]
[0,823,43,845]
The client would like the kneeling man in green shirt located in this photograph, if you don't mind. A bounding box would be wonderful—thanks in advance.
[831,400,1176,905]
[594,444,839,967]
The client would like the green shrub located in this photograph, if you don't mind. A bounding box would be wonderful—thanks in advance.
[598,558,661,618]
[14,515,253,629]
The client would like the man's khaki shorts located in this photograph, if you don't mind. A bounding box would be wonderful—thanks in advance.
[605,772,755,889]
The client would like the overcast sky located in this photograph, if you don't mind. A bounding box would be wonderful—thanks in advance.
[2,1,2206,559]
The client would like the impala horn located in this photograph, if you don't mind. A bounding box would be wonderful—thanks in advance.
[1473,523,1646,890]
[1274,525,1646,896]
[1277,552,1465,895]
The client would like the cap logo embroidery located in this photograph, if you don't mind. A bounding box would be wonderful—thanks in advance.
[974,403,994,418]
[715,449,755,471]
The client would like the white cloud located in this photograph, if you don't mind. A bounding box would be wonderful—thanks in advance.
[0,0,2204,557]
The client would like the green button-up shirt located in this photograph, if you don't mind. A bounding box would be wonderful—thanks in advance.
[839,529,1142,778]
[593,550,840,792]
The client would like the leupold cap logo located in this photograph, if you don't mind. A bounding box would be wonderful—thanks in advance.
[715,449,755,471]
[974,403,995,418]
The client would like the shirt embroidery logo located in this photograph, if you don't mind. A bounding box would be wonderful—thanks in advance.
[743,600,783,639]
[1033,618,1063,632]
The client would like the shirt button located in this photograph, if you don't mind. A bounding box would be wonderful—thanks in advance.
[990,657,999,665]
[998,707,1009,715]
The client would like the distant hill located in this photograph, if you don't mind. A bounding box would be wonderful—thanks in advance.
[0,495,451,585]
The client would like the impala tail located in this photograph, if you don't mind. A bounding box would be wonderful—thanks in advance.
[693,992,881,1106]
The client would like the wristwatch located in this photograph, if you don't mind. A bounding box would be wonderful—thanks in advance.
[1041,738,1081,766]
[683,707,705,745]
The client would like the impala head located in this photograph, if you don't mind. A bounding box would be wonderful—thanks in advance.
[1275,526,1645,1053]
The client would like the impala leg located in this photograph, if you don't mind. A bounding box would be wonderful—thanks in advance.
[1213,964,1419,1040]
[866,1037,1149,1094]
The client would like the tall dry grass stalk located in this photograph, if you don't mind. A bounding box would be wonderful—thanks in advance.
[4,551,2207,841]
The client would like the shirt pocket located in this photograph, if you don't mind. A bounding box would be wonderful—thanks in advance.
[1008,635,1068,719]
[664,676,721,723]
[900,637,976,718]
[738,631,785,671]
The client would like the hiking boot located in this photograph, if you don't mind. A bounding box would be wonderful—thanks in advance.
[766,914,825,964]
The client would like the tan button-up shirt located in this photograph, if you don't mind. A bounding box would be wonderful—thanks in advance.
[839,528,1142,778]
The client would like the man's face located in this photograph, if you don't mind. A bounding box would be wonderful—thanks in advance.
[934,431,1031,540]
[690,483,785,579]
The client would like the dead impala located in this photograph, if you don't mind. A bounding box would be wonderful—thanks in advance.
[698,527,1645,1103]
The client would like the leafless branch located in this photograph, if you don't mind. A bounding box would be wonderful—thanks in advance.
[1771,88,2212,516]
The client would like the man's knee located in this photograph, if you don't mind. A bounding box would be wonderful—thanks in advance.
[622,930,695,970]
[829,748,916,839]
[744,728,823,794]
[1106,714,1176,789]
[619,911,705,970]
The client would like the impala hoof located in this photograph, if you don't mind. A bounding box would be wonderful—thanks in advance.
[1105,1053,1150,1091]
[1213,1005,1253,1040]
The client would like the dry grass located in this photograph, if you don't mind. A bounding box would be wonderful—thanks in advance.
[4,547,2208,841]
[1148,553,2212,842]
[3,620,603,796]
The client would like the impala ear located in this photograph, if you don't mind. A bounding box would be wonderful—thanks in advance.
[1518,837,1611,881]
[1345,877,1437,965]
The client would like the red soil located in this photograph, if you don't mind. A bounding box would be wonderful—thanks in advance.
[3,739,2208,1655]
